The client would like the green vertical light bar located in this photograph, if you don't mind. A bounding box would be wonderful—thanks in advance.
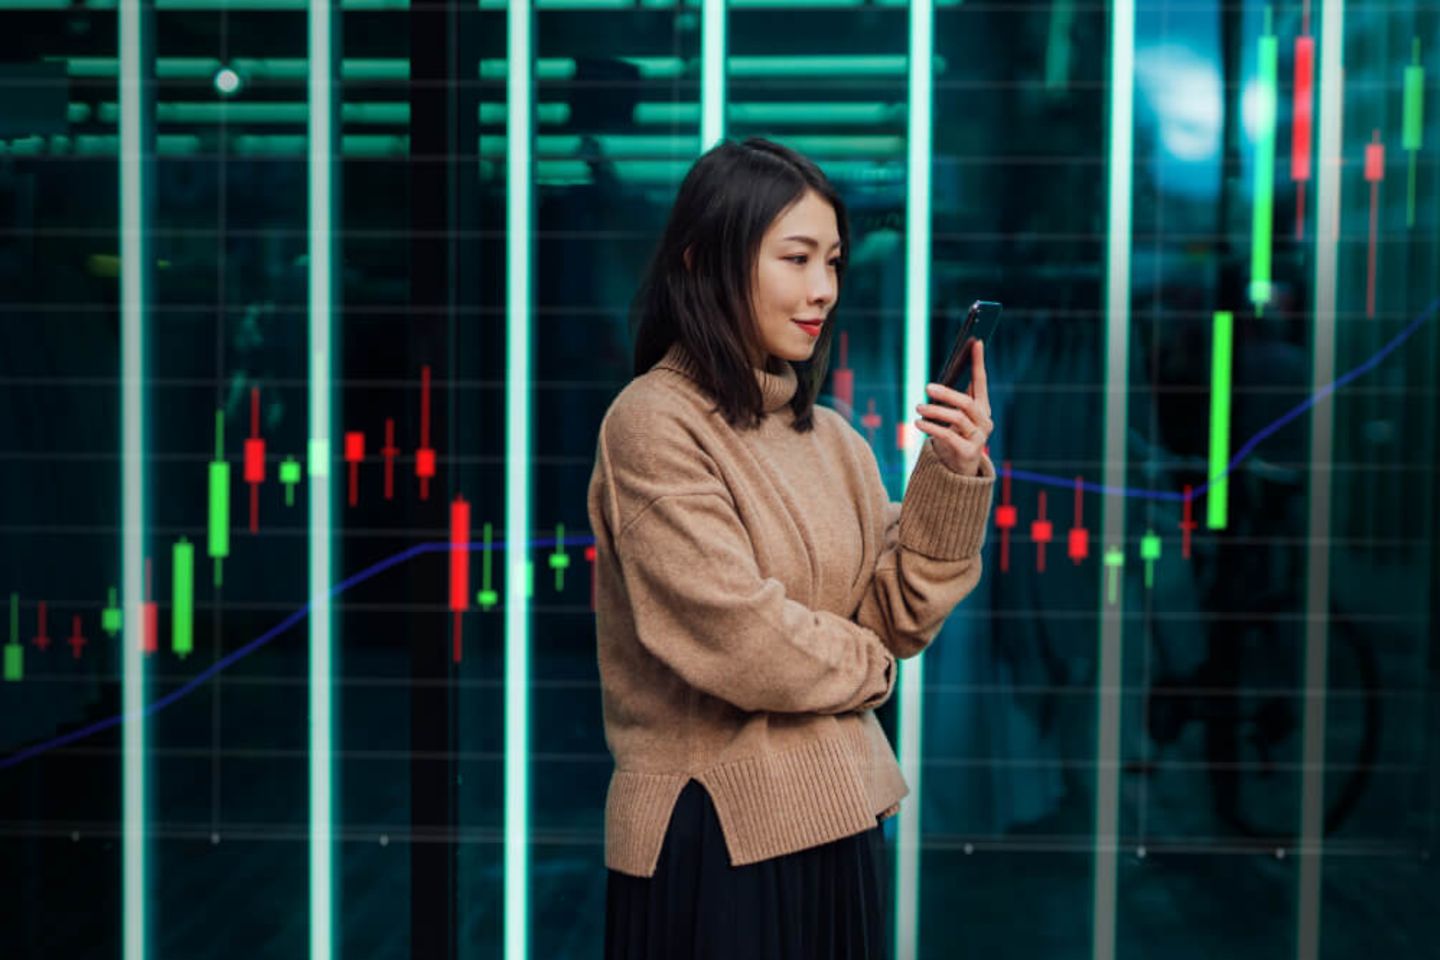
[307,0,338,953]
[119,0,151,952]
[1093,0,1135,951]
[1403,39,1423,227]
[1297,0,1344,954]
[505,0,534,953]
[1250,11,1278,311]
[208,411,230,586]
[171,539,194,658]
[1207,310,1234,530]
[700,0,726,148]
[895,0,933,955]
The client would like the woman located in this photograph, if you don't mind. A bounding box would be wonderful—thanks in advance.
[587,137,996,959]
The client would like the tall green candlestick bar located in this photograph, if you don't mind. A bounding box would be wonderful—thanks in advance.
[1208,310,1235,530]
[172,538,194,658]
[1404,38,1424,228]
[208,410,229,587]
[1249,11,1278,311]
[4,593,20,682]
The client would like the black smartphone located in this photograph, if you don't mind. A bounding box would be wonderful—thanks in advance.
[934,300,1001,396]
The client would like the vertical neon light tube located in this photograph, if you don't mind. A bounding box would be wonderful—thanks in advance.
[506,0,534,953]
[119,0,150,953]
[1297,0,1344,954]
[1250,11,1278,311]
[307,0,337,953]
[701,0,726,149]
[1094,0,1135,953]
[895,0,933,955]
[1207,310,1234,530]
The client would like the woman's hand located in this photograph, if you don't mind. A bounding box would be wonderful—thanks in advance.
[913,340,993,477]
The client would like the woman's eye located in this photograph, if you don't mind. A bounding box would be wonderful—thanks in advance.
[828,258,842,268]
[786,255,808,264]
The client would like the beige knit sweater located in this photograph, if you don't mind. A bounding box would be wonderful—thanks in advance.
[587,339,996,878]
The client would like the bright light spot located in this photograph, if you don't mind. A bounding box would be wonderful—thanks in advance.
[1240,79,1276,143]
[214,67,241,96]
[1135,44,1222,162]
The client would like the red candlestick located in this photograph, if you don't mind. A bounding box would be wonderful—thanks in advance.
[67,614,86,660]
[1031,491,1054,573]
[416,365,436,500]
[381,418,398,501]
[1179,485,1197,559]
[994,461,1017,573]
[32,600,50,652]
[244,387,266,533]
[1067,475,1090,565]
[344,431,365,508]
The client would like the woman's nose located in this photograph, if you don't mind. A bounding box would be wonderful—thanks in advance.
[810,271,835,304]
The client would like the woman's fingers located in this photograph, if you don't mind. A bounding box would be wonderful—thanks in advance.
[915,418,988,466]
[972,341,990,414]
[923,384,991,426]
[919,347,993,475]
[915,402,993,438]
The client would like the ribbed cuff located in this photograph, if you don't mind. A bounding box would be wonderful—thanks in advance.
[898,440,996,559]
[857,644,897,712]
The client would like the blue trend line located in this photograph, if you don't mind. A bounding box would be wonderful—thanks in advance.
[905,297,1439,503]
[3,298,1436,771]
[1,540,443,771]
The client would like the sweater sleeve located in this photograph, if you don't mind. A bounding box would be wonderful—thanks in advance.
[851,435,996,660]
[597,414,896,716]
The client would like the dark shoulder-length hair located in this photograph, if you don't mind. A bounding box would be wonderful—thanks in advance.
[630,137,850,433]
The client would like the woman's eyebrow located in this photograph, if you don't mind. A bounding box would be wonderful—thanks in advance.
[781,235,843,251]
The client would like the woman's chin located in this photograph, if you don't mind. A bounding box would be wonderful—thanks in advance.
[775,341,819,363]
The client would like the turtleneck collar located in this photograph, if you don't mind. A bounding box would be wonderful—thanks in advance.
[654,341,799,413]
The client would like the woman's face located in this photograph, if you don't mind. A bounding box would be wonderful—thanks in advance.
[748,189,842,368]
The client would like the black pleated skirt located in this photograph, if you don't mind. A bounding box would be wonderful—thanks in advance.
[604,779,891,960]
